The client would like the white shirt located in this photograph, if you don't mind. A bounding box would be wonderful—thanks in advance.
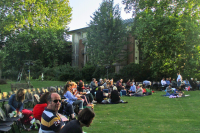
[177,75,181,82]
[161,80,166,86]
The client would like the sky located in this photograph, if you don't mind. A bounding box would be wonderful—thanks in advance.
[68,0,133,32]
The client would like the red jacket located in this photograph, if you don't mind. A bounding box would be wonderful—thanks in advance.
[33,103,47,122]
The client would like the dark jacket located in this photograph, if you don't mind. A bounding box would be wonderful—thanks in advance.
[8,94,24,112]
[96,90,103,103]
[111,90,120,104]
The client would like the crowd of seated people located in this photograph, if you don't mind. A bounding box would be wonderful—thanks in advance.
[8,75,200,132]
[7,81,96,132]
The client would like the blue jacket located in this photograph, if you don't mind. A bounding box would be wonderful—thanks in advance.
[130,85,136,92]
[63,91,77,105]
[166,80,170,85]
[8,94,24,112]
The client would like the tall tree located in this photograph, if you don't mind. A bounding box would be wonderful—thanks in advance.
[86,0,129,66]
[0,0,72,79]
[0,49,6,79]
[122,0,200,78]
[5,28,72,69]
[0,0,72,35]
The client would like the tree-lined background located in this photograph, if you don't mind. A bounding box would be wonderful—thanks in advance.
[0,0,200,83]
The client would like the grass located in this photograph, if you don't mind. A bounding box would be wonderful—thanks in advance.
[1,81,200,133]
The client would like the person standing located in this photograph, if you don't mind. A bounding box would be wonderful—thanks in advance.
[177,73,182,87]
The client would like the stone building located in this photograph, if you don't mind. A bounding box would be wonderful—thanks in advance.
[69,19,139,73]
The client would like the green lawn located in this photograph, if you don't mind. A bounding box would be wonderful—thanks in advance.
[1,81,200,133]
[85,91,200,133]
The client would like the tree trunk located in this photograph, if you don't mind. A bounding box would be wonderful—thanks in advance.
[0,62,2,79]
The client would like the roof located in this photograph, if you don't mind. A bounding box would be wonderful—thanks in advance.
[68,18,134,34]
[68,27,89,34]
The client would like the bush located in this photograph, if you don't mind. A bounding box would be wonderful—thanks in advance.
[117,63,152,82]
[82,63,96,81]
[0,79,7,84]
[2,68,19,80]
[43,63,81,81]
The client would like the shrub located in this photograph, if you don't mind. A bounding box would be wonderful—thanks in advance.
[82,63,96,81]
[0,79,7,84]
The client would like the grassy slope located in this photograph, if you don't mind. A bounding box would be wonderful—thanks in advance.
[84,91,200,133]
[1,81,200,133]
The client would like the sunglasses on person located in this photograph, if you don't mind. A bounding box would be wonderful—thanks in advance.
[53,100,61,103]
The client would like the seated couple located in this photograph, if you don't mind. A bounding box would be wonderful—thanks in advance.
[128,84,143,96]
[96,86,121,104]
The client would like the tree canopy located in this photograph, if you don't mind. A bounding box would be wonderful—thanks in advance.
[122,0,200,78]
[86,0,129,67]
[0,0,72,79]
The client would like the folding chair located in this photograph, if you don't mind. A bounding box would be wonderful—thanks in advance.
[8,91,13,98]
[0,107,16,133]
[24,90,34,108]
[33,94,40,105]
[0,92,9,110]
[0,125,12,132]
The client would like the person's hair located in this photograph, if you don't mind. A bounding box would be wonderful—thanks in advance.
[113,86,117,90]
[92,78,96,81]
[47,93,52,102]
[16,88,25,102]
[70,82,76,87]
[78,108,95,126]
[79,82,84,88]
[50,87,56,92]
[66,81,71,85]
[39,92,50,104]
[63,84,72,95]
[97,87,101,91]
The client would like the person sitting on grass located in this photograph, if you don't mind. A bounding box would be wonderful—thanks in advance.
[132,84,143,96]
[96,86,104,103]
[128,82,136,95]
[116,79,125,92]
[59,108,95,133]
[63,83,83,114]
[71,82,90,106]
[174,87,184,97]
[166,84,173,96]
[110,86,120,104]
[77,81,96,104]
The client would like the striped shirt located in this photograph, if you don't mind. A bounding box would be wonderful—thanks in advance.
[39,108,65,133]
